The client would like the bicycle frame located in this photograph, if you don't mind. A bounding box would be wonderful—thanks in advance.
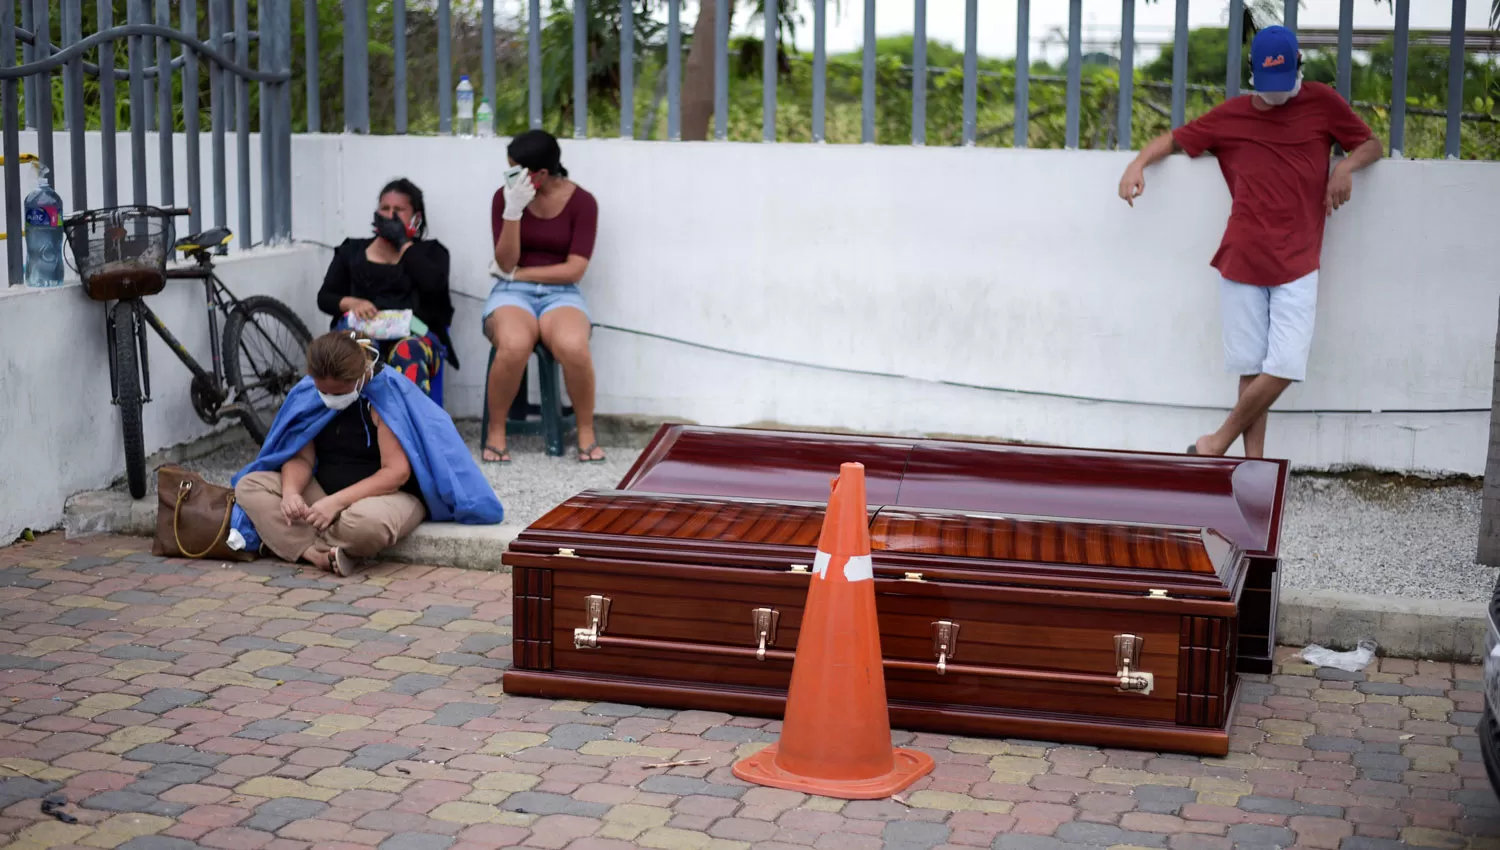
[105,260,238,409]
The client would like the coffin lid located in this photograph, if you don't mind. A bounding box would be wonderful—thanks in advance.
[616,424,1289,560]
[511,489,1247,600]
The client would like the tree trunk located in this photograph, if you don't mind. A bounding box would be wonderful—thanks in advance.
[1479,297,1500,566]
[681,0,719,141]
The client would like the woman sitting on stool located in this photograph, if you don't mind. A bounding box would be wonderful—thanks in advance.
[482,129,604,464]
[232,331,503,576]
[317,178,458,397]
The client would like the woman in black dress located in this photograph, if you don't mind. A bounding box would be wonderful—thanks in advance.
[317,178,458,396]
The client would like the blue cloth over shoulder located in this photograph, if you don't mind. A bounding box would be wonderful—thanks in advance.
[230,368,504,553]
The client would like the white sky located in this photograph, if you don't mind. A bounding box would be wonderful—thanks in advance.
[498,1,1494,65]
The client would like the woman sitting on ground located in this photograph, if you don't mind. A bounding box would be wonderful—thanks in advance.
[482,129,605,464]
[317,178,458,397]
[231,331,503,576]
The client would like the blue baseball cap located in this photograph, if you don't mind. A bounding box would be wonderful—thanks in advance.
[1250,26,1299,92]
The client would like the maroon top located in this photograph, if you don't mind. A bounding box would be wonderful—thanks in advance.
[491,184,599,270]
[1171,82,1373,287]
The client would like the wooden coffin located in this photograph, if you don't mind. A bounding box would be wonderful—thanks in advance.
[615,424,1288,674]
[502,489,1249,756]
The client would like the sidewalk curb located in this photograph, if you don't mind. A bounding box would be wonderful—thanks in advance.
[62,489,1490,662]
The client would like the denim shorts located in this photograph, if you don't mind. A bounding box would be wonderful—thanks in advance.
[482,279,591,324]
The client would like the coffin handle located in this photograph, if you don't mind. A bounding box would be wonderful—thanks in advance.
[752,608,780,662]
[573,595,612,649]
[932,621,959,676]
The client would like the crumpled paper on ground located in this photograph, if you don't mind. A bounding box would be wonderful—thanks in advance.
[1297,639,1378,672]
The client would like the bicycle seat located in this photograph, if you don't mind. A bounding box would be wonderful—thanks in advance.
[175,227,233,253]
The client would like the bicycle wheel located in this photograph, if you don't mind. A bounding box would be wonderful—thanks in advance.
[223,295,313,444]
[112,300,149,499]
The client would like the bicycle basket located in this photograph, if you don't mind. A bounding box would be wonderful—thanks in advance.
[63,206,174,302]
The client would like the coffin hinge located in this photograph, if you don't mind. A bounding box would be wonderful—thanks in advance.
[1146,588,1169,599]
[573,595,611,649]
[931,620,960,675]
[789,564,810,573]
[1114,633,1155,695]
[903,572,925,582]
[556,548,579,558]
[751,608,780,661]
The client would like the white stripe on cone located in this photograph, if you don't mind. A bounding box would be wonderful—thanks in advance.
[810,550,874,582]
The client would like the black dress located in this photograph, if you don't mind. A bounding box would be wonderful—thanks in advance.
[312,398,428,516]
[316,237,459,369]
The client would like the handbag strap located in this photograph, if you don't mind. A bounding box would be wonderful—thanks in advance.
[172,479,234,559]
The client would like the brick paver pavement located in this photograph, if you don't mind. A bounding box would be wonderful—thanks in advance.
[1,533,1498,850]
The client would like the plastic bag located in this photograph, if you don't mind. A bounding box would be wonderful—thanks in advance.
[1297,639,1378,672]
[345,309,415,341]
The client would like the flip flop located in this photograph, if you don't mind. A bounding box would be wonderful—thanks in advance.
[330,547,356,578]
[1185,444,1199,455]
[482,444,511,464]
[577,442,606,464]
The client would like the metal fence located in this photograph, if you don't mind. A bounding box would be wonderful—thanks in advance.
[333,0,1480,158]
[0,0,294,285]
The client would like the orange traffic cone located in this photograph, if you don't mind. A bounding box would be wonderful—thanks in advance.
[731,462,935,799]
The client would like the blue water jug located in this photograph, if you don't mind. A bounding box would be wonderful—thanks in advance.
[24,170,64,288]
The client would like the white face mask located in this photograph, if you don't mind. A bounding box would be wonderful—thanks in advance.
[317,336,377,411]
[319,388,360,411]
[1256,71,1303,106]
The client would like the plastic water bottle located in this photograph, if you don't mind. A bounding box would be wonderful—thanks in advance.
[23,169,64,288]
[476,99,494,138]
[455,76,475,137]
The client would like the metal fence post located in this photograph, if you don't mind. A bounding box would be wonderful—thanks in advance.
[1335,0,1353,101]
[1014,0,1029,148]
[527,0,541,128]
[438,0,452,134]
[1116,0,1134,150]
[1444,0,1465,159]
[184,0,202,234]
[1064,0,1081,149]
[1389,0,1410,157]
[622,0,636,139]
[669,0,682,139]
[1171,0,1188,128]
[31,0,54,177]
[961,0,976,146]
[1226,0,1244,98]
[2,0,21,284]
[63,0,86,212]
[813,0,827,143]
[395,0,406,133]
[861,0,874,144]
[304,0,319,132]
[129,0,149,205]
[209,0,226,231]
[483,0,495,136]
[344,0,369,133]
[912,0,926,145]
[99,0,117,207]
[236,0,251,246]
[571,0,585,138]
[157,0,175,206]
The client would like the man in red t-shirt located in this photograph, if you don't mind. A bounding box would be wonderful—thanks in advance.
[1118,26,1382,458]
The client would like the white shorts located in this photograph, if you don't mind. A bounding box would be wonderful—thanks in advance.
[1219,270,1318,382]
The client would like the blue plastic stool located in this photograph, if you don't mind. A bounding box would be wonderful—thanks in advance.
[480,342,575,457]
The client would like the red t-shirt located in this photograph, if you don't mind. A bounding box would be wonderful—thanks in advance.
[1171,81,1373,287]
[490,184,599,271]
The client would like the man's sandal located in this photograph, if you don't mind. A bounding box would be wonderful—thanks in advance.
[577,442,606,464]
[330,547,357,578]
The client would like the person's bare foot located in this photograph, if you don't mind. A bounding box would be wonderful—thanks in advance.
[1191,435,1228,456]
[303,548,331,571]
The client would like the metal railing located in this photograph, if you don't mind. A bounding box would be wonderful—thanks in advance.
[1,0,293,286]
[329,0,1485,159]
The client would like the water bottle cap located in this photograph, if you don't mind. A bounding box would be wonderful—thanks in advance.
[460,75,470,81]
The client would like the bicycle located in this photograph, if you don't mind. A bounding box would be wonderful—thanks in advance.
[62,205,313,500]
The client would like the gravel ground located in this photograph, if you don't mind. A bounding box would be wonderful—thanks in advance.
[134,426,1498,602]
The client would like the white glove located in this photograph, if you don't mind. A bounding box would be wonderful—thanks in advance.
[488,259,514,282]
[501,170,535,221]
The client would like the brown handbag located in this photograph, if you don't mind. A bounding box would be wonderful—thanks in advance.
[151,465,258,561]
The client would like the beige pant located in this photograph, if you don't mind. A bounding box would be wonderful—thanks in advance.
[235,470,425,563]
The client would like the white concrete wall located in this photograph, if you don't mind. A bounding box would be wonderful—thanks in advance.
[0,245,325,544]
[315,135,1499,477]
[5,129,1496,541]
